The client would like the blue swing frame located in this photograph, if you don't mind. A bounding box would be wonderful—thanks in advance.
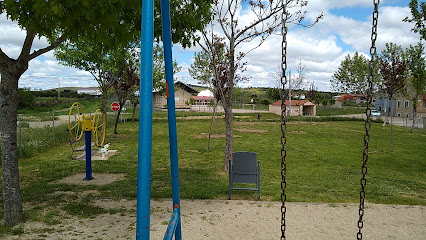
[136,0,181,239]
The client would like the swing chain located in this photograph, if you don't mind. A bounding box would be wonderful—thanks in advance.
[357,1,379,239]
[280,1,289,239]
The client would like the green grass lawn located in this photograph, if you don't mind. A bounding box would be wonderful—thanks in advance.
[0,112,425,234]
[316,106,365,116]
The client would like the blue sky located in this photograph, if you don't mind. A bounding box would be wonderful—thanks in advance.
[0,0,421,91]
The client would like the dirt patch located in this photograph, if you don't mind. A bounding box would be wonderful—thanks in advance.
[194,133,241,139]
[185,149,200,153]
[54,173,125,186]
[234,128,267,133]
[286,121,329,125]
[235,121,277,125]
[288,131,307,134]
[6,199,426,240]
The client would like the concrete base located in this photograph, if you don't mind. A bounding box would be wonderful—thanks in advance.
[76,150,118,160]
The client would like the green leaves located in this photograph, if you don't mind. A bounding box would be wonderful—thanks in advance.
[378,43,408,97]
[403,0,426,40]
[331,52,376,94]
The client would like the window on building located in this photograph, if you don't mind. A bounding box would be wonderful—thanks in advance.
[404,100,409,108]
[397,101,401,108]
[397,113,401,117]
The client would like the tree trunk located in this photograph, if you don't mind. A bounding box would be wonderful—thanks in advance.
[222,35,236,172]
[101,87,108,115]
[0,74,24,226]
[390,115,393,152]
[207,102,218,153]
[411,103,417,133]
[382,97,390,127]
[132,102,137,122]
[223,99,233,171]
[113,106,122,134]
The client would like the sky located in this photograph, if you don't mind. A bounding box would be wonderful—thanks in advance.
[0,0,421,92]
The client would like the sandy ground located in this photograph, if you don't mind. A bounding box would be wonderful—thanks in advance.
[5,197,426,239]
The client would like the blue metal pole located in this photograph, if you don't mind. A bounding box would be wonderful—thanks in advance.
[137,0,154,239]
[160,0,181,239]
[163,207,180,240]
[83,129,93,180]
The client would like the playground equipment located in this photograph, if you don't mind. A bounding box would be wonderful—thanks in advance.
[68,102,107,180]
[279,1,380,240]
[68,102,106,147]
[137,0,181,239]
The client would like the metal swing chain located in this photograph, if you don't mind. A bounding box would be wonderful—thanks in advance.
[357,1,379,240]
[280,1,289,239]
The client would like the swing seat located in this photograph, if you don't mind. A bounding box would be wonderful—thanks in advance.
[228,151,260,201]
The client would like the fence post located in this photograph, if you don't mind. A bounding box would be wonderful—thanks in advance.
[52,111,55,147]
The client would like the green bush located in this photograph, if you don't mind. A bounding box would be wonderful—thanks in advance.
[18,88,36,109]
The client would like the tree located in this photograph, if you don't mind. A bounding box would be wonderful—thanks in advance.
[403,0,426,40]
[0,0,140,226]
[289,59,308,132]
[189,38,237,153]
[110,64,140,134]
[54,40,118,114]
[378,43,408,151]
[267,88,281,101]
[331,52,380,94]
[153,44,181,92]
[0,0,211,226]
[189,50,213,87]
[406,42,426,133]
[196,0,322,170]
[17,88,36,109]
[306,82,317,100]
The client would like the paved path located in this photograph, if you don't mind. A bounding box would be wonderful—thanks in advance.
[333,114,424,129]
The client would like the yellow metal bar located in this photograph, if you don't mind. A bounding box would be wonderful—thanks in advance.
[83,116,92,131]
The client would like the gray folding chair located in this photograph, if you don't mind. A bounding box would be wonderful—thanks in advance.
[228,151,260,201]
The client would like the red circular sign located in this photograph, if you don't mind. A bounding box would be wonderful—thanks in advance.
[110,102,120,112]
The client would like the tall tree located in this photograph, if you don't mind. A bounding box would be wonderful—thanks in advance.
[378,43,408,151]
[406,42,426,133]
[54,40,116,114]
[294,60,308,132]
[153,44,181,92]
[0,0,211,226]
[403,0,426,40]
[110,65,140,134]
[0,1,139,226]
[196,0,322,170]
[331,52,380,94]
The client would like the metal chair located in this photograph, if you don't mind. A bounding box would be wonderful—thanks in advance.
[228,151,260,201]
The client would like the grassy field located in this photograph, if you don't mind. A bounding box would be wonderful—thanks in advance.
[0,112,425,234]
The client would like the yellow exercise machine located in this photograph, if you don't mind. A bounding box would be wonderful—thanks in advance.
[68,102,106,147]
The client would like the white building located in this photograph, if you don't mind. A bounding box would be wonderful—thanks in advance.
[77,87,102,96]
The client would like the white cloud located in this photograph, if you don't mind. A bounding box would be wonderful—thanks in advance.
[1,1,421,92]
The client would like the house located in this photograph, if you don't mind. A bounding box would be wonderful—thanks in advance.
[334,94,366,102]
[192,89,215,105]
[375,95,395,116]
[77,87,102,96]
[375,92,426,119]
[269,100,316,116]
[394,94,426,119]
[152,81,199,109]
